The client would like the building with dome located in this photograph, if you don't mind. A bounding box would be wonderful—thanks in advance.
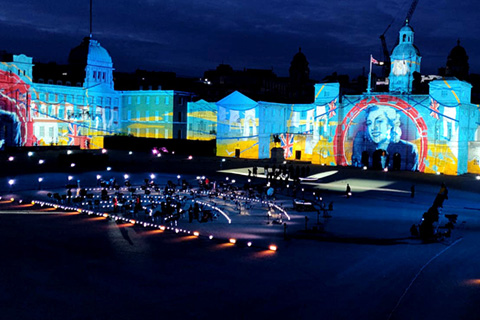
[445,40,470,81]
[0,36,194,149]
[188,21,480,175]
[388,22,421,93]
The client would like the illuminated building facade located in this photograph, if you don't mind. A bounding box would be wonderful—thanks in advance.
[0,37,193,149]
[188,22,480,175]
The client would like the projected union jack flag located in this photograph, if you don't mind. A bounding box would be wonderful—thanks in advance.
[280,133,295,158]
[67,123,81,146]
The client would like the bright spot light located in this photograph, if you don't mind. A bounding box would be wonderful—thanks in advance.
[177,175,181,179]
[107,167,112,171]
[124,174,129,179]
[68,176,73,181]
[10,197,14,202]
[102,149,107,154]
[193,231,200,237]
[8,179,14,186]
[130,219,136,224]
[67,150,72,155]
[363,166,367,170]
[202,176,205,180]
[383,167,388,172]
[96,175,101,180]
[222,158,226,162]
[269,245,277,251]
[476,176,480,180]
[8,156,14,161]
[38,177,43,182]
[247,242,252,247]
[436,172,440,175]
[226,177,229,181]
[70,163,75,167]
[209,235,213,240]
[150,174,155,179]
[129,151,133,155]
[38,159,44,164]
[229,238,236,244]
[28,151,33,157]
[188,155,193,160]
[156,154,161,157]
[248,179,251,183]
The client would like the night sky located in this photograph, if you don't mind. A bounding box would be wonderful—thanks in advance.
[0,0,478,80]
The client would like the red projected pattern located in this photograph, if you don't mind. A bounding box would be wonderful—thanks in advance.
[334,95,428,171]
[0,69,32,146]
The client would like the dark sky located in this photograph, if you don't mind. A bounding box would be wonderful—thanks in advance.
[0,0,478,80]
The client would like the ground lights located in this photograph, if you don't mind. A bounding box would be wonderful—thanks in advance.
[27,200,278,252]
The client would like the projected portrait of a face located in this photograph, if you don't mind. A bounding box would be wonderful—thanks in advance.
[351,104,418,171]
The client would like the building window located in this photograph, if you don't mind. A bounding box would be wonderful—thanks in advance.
[146,96,150,104]
[127,128,131,135]
[136,96,141,104]
[145,128,149,137]
[127,110,131,120]
[136,128,140,136]
[128,97,132,104]
[145,111,149,120]
[39,126,45,137]
[155,129,159,138]
[164,112,168,122]
[155,96,160,104]
[165,96,169,105]
[136,111,140,120]
[155,111,159,121]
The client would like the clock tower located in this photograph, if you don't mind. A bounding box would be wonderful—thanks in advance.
[388,21,422,93]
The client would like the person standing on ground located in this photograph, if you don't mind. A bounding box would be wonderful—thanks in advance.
[346,184,351,198]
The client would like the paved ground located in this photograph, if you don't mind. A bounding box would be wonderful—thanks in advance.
[1,149,480,320]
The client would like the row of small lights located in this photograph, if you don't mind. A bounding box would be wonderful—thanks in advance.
[79,187,290,224]
[7,149,480,181]
[29,199,277,251]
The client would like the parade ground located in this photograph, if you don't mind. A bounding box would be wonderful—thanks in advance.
[1,149,480,320]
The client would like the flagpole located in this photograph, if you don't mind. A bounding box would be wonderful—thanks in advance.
[367,54,372,94]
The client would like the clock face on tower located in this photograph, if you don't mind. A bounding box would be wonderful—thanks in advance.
[392,59,410,76]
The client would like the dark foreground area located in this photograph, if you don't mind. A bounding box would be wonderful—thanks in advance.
[1,206,480,320]
[1,148,480,320]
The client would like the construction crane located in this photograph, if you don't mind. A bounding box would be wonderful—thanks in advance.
[379,0,420,77]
